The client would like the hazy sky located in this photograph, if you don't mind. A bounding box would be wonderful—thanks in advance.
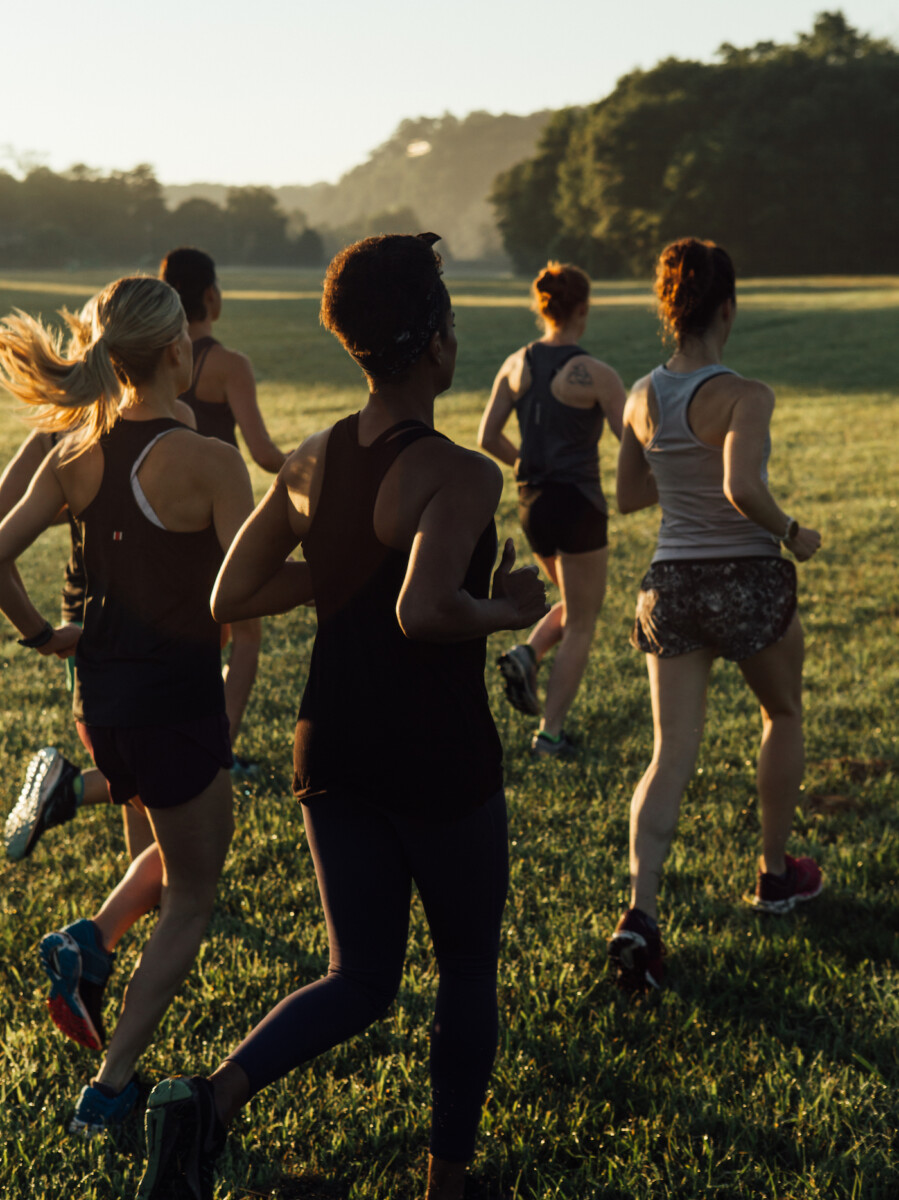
[2,0,895,188]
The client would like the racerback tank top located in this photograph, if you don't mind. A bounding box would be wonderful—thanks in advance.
[294,413,503,821]
[647,364,780,563]
[180,337,238,446]
[73,419,225,726]
[514,341,606,512]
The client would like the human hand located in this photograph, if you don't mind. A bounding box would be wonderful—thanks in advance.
[491,538,549,629]
[785,526,821,562]
[37,622,81,658]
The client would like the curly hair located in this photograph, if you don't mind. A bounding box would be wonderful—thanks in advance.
[655,238,735,344]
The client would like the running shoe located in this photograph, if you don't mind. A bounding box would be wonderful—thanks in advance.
[69,1076,140,1136]
[749,854,824,914]
[138,1075,226,1200]
[230,755,261,781]
[530,729,577,758]
[608,907,665,991]
[5,747,79,860]
[497,644,540,715]
[39,918,114,1051]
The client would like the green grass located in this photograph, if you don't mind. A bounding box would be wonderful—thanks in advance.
[0,269,897,1199]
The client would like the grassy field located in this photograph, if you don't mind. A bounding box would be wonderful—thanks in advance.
[0,268,896,1200]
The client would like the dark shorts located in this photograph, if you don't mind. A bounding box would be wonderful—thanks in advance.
[76,712,233,809]
[518,482,608,558]
[631,556,797,661]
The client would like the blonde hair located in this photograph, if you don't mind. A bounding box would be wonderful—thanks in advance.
[0,276,185,457]
[531,261,591,329]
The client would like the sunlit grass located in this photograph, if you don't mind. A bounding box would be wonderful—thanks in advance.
[0,271,896,1198]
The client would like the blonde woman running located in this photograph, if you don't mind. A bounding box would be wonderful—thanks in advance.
[0,277,252,1132]
[609,238,822,991]
[479,261,625,756]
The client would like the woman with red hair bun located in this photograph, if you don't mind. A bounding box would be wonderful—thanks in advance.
[479,261,626,756]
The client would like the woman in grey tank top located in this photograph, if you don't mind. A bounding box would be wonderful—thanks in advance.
[479,262,625,756]
[608,238,823,991]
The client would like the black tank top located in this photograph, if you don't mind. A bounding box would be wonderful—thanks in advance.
[180,337,238,446]
[293,413,503,821]
[515,341,606,512]
[73,419,225,726]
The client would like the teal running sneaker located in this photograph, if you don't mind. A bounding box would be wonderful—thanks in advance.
[138,1076,226,1200]
[39,918,114,1051]
[70,1076,139,1136]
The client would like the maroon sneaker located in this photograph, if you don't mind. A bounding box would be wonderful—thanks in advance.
[608,908,664,990]
[750,854,823,914]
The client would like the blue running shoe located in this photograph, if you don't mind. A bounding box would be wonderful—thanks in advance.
[69,1076,139,1136]
[138,1075,226,1200]
[5,747,79,860]
[39,918,114,1051]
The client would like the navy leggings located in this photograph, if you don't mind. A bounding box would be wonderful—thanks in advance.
[227,789,508,1162]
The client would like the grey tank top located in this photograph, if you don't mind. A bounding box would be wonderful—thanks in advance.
[647,364,780,563]
[514,342,606,513]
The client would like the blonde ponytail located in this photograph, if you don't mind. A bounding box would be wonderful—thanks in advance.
[0,275,185,457]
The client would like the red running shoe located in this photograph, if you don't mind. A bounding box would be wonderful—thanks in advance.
[749,854,824,914]
[608,907,665,990]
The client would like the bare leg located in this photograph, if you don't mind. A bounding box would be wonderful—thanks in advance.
[629,650,714,919]
[81,768,110,806]
[222,618,261,745]
[208,1059,250,1127]
[525,555,562,662]
[738,615,805,877]
[122,800,155,860]
[539,548,608,738]
[93,812,163,951]
[94,770,233,1093]
[426,1155,466,1200]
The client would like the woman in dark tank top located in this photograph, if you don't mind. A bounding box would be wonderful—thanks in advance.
[0,276,254,1134]
[479,261,626,756]
[135,235,547,1200]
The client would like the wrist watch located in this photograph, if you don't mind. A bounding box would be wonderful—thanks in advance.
[18,620,54,649]
[781,516,799,542]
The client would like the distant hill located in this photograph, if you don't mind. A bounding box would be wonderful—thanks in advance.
[163,109,552,263]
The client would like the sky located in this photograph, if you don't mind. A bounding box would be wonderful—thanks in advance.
[1,0,896,189]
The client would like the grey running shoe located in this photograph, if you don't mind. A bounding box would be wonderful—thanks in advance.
[530,729,577,758]
[608,908,665,991]
[497,644,540,715]
[138,1075,226,1200]
[70,1076,140,1136]
[5,747,79,860]
[748,854,824,914]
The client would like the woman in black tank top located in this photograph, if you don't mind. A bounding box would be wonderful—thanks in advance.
[479,261,626,756]
[0,276,254,1135]
[136,235,547,1200]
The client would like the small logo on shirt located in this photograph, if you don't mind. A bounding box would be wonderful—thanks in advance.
[113,531,124,541]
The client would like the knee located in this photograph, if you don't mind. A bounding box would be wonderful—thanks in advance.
[330,963,402,1020]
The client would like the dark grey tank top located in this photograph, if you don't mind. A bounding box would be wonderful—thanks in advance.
[513,342,606,512]
[647,364,780,563]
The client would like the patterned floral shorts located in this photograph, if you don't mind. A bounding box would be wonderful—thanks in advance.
[631,557,797,661]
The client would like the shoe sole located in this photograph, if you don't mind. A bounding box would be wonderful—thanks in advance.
[748,876,825,914]
[39,931,103,1051]
[5,748,63,860]
[608,931,663,990]
[497,653,540,716]
[139,1078,206,1200]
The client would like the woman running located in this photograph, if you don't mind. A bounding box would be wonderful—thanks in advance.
[136,234,547,1200]
[0,276,252,1130]
[608,237,822,991]
[160,246,285,756]
[478,261,625,756]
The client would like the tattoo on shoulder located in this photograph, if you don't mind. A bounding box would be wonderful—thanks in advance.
[568,363,593,387]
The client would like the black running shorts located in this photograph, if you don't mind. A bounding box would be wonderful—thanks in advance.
[518,481,608,558]
[631,556,797,661]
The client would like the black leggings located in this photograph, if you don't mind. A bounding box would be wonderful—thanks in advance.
[227,789,508,1162]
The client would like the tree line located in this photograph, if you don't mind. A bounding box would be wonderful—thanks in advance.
[0,165,325,269]
[491,12,899,276]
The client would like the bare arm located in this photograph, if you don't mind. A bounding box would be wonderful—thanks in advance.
[616,391,658,513]
[397,453,547,642]
[594,362,626,441]
[0,430,55,520]
[225,352,286,473]
[0,452,80,656]
[477,358,519,468]
[723,383,820,560]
